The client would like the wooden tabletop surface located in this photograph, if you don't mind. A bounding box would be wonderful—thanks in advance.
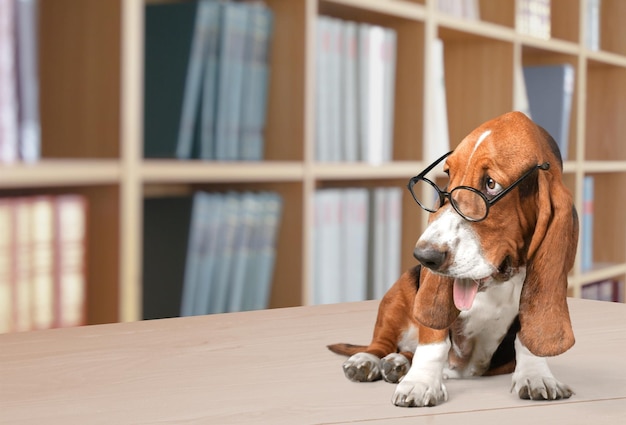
[1,297,625,424]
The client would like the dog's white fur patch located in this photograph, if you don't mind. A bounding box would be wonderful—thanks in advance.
[393,340,450,407]
[511,337,573,400]
[450,269,524,377]
[416,208,496,279]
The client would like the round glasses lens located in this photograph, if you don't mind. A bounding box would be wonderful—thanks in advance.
[450,187,488,220]
[411,178,441,212]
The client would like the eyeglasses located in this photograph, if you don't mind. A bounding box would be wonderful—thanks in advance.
[407,151,550,222]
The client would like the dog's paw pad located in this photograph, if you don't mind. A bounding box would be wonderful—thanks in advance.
[342,353,381,382]
[381,353,411,383]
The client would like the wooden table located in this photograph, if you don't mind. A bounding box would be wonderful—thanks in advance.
[1,298,625,424]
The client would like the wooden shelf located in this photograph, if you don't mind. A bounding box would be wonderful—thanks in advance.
[0,160,121,188]
[141,161,305,184]
[2,0,625,326]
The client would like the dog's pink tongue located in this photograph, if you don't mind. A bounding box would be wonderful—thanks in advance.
[453,279,479,311]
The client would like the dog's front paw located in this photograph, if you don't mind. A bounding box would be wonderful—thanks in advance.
[342,352,381,382]
[511,372,573,400]
[392,378,448,407]
[381,353,411,383]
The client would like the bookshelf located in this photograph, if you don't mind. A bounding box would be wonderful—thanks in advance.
[2,0,626,325]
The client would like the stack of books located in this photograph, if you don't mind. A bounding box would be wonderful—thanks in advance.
[437,0,480,20]
[516,0,551,39]
[144,0,274,161]
[311,187,402,304]
[0,194,88,333]
[143,191,283,319]
[315,16,397,164]
[0,0,40,164]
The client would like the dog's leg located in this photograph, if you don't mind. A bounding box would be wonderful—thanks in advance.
[336,272,419,383]
[511,336,573,400]
[392,327,450,407]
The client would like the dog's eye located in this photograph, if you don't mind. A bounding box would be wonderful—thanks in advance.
[485,177,503,196]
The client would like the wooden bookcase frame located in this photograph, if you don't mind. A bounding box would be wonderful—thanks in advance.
[2,0,625,324]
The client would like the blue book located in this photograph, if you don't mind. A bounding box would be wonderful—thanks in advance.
[198,2,222,160]
[239,4,274,161]
[523,64,575,161]
[581,176,594,271]
[176,0,215,160]
[214,3,248,161]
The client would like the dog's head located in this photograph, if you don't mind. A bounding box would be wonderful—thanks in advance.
[411,112,578,356]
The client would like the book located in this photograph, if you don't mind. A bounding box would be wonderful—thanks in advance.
[424,38,450,163]
[214,3,248,161]
[437,0,480,19]
[582,279,624,303]
[585,0,601,51]
[198,2,222,160]
[523,64,575,160]
[176,0,215,160]
[359,24,388,165]
[142,196,194,320]
[15,0,41,162]
[342,188,369,302]
[247,192,283,311]
[382,28,397,163]
[226,192,257,312]
[369,188,398,299]
[179,192,213,317]
[327,18,343,162]
[239,4,274,161]
[0,199,13,333]
[516,0,551,39]
[581,175,594,271]
[0,0,19,164]
[341,21,359,162]
[207,192,240,313]
[53,195,87,328]
[315,17,332,162]
[312,189,343,304]
[193,193,224,315]
[383,188,402,296]
[31,196,54,330]
[13,198,33,332]
[514,62,532,118]
[144,1,198,158]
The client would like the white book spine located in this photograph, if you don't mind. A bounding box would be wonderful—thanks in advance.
[0,0,19,164]
[425,38,450,163]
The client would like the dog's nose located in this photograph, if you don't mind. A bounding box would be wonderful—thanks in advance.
[413,245,448,271]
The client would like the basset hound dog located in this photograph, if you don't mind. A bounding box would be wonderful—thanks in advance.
[328,111,579,407]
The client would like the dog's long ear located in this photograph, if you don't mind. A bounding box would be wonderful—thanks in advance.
[413,267,459,329]
[519,166,578,357]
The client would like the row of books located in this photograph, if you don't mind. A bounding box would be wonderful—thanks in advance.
[311,187,402,305]
[442,0,601,51]
[0,194,88,333]
[144,0,274,161]
[581,279,624,303]
[315,16,397,164]
[0,0,40,164]
[516,0,551,40]
[143,191,282,319]
[437,0,480,20]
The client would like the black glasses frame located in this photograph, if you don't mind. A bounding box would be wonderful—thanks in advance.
[407,151,550,222]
